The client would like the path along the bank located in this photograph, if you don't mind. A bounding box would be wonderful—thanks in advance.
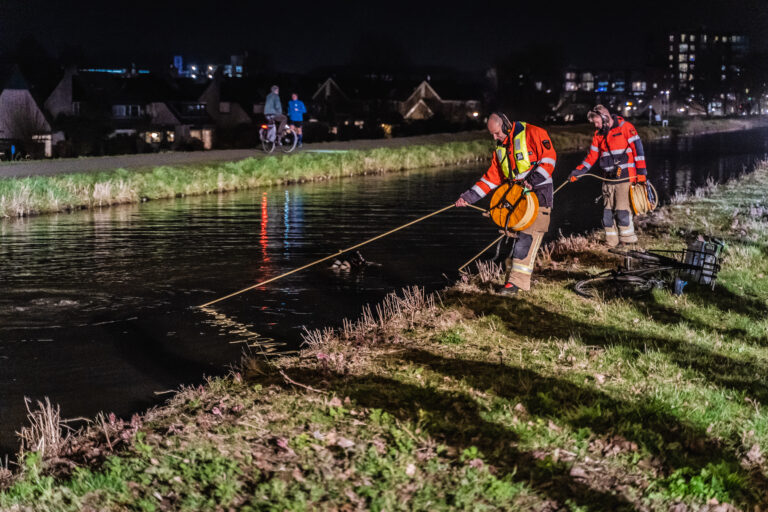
[0,131,487,179]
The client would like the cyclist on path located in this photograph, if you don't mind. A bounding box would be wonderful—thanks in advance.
[264,85,288,139]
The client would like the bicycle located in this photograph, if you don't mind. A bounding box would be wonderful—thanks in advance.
[259,116,298,154]
[573,238,724,299]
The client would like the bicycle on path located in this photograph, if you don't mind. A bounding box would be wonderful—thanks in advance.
[259,116,298,154]
[573,238,724,298]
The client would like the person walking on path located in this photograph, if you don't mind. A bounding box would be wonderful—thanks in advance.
[569,104,647,246]
[264,85,287,138]
[287,93,307,147]
[455,113,557,296]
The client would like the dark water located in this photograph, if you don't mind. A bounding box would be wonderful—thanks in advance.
[1,127,767,452]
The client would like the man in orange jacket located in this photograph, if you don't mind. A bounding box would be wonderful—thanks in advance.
[569,104,647,246]
[455,113,556,296]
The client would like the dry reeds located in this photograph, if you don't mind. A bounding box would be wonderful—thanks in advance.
[301,286,438,350]
[300,326,337,348]
[473,259,503,283]
[16,397,72,460]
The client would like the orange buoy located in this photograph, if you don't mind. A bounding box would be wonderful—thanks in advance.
[489,183,539,232]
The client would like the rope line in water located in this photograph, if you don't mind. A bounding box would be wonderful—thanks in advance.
[200,173,642,308]
[198,204,457,308]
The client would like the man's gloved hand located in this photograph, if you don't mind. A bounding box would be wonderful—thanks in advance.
[568,170,582,182]
[455,197,469,207]
[636,174,647,183]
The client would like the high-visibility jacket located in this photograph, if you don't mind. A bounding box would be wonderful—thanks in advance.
[572,115,647,182]
[460,121,557,207]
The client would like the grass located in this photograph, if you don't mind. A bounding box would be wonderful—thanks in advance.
[0,117,761,220]
[2,129,768,511]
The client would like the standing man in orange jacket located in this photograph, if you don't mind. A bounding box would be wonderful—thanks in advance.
[569,104,647,246]
[455,113,556,296]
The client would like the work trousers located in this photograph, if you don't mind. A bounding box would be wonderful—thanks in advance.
[504,207,551,291]
[602,181,637,246]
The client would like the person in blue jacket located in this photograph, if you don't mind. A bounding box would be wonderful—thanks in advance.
[287,93,307,147]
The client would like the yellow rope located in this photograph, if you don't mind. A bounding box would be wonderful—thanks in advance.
[198,204,457,308]
[458,234,505,272]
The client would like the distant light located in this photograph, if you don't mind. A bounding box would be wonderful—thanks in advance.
[472,112,479,117]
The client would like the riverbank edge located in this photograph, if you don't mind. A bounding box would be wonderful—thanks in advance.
[2,161,768,510]
[0,117,764,219]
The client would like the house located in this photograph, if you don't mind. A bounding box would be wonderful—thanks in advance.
[311,77,358,124]
[199,76,260,129]
[0,66,55,157]
[44,70,216,154]
[398,80,481,122]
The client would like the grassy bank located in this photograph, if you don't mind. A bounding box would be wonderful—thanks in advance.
[2,161,768,510]
[0,117,763,219]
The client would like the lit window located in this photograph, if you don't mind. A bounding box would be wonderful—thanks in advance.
[679,44,688,52]
[681,34,687,42]
[679,63,688,72]
[669,35,674,42]
[690,35,696,42]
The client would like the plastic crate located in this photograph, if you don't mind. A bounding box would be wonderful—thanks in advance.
[680,239,724,287]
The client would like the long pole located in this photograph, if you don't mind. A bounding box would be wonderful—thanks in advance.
[198,204,457,309]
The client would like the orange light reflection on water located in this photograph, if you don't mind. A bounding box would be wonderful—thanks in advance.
[260,192,269,265]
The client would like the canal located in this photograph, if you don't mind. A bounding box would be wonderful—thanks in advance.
[1,127,767,453]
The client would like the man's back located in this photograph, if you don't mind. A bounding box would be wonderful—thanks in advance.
[264,92,282,115]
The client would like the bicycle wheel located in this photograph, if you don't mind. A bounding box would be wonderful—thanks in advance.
[260,129,275,153]
[279,129,297,153]
[574,269,666,299]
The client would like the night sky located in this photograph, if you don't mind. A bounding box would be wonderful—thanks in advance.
[1,0,766,73]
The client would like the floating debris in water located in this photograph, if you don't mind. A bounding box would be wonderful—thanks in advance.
[330,251,380,272]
